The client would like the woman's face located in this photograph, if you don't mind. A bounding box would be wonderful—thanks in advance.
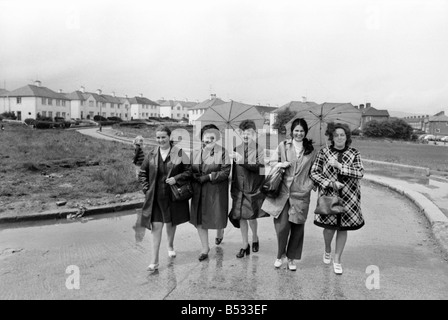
[333,128,347,149]
[202,131,217,149]
[292,124,306,142]
[156,131,170,149]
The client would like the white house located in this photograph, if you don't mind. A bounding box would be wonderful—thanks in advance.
[119,96,132,120]
[188,94,226,125]
[129,94,159,119]
[0,81,71,121]
[0,88,10,114]
[159,99,198,120]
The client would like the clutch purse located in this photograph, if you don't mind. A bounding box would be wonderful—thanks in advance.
[170,181,194,202]
[314,181,345,215]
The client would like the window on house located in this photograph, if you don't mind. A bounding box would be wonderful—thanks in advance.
[117,104,120,109]
[48,111,53,118]
[436,128,441,133]
[48,99,53,105]
[42,98,46,105]
[177,107,180,110]
[42,111,46,117]
[177,114,181,117]
[56,100,60,106]
[89,101,93,107]
[56,112,60,117]
[17,97,22,104]
[81,100,85,106]
[62,100,66,106]
[62,112,66,117]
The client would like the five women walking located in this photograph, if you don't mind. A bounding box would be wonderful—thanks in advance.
[137,119,364,275]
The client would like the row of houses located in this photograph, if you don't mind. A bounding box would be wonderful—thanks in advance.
[1,81,446,134]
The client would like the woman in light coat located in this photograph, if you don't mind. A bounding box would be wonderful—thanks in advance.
[261,118,316,271]
[190,124,231,261]
[138,125,191,271]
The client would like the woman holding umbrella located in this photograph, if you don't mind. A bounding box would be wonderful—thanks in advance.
[190,124,231,261]
[310,122,364,275]
[261,118,317,271]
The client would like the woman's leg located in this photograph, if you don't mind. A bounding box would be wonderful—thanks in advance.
[216,228,224,239]
[323,228,336,254]
[249,219,258,243]
[274,208,290,259]
[286,223,305,260]
[197,225,210,254]
[333,231,348,264]
[239,219,249,248]
[150,222,164,265]
[165,222,177,251]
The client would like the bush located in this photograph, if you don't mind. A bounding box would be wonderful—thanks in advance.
[93,115,107,121]
[1,111,17,120]
[24,118,37,126]
[107,116,123,122]
[363,119,414,140]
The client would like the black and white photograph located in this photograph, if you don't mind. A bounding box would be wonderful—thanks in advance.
[1,0,447,305]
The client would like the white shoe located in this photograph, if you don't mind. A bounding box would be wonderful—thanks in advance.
[274,258,283,268]
[323,252,331,264]
[287,259,297,271]
[146,263,159,271]
[333,262,343,275]
[168,250,176,258]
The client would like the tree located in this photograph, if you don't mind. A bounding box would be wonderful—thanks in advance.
[273,108,296,134]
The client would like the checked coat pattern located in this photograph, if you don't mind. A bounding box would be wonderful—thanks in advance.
[310,146,365,231]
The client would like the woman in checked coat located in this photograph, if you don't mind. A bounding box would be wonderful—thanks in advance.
[310,122,364,275]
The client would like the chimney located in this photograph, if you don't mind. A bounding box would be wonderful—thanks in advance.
[96,89,102,95]
[185,98,188,102]
[34,80,41,87]
[112,91,115,97]
[210,93,216,100]
[140,93,143,98]
[360,104,365,109]
[58,89,63,93]
[125,94,128,99]
[80,86,85,93]
[366,102,371,108]
[302,96,307,102]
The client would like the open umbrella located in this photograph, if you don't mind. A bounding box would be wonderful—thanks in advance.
[196,100,265,145]
[285,102,362,148]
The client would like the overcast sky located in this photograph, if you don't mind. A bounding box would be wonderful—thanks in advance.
[1,0,447,115]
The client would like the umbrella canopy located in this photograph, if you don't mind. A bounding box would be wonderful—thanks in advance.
[285,102,362,148]
[197,100,265,132]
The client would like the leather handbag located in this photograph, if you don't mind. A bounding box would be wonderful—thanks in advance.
[314,181,345,215]
[170,181,194,202]
[260,166,286,198]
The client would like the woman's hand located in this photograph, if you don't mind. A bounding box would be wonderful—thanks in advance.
[165,177,176,185]
[275,161,291,169]
[328,157,342,170]
[334,181,344,190]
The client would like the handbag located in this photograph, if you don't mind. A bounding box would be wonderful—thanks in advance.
[314,181,345,215]
[170,181,194,202]
[260,166,286,198]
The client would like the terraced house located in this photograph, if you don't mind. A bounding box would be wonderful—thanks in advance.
[0,81,71,120]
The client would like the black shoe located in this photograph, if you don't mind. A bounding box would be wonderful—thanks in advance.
[252,241,259,252]
[215,237,223,245]
[236,245,250,258]
[198,253,209,261]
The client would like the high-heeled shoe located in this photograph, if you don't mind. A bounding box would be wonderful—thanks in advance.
[252,240,259,252]
[236,244,250,258]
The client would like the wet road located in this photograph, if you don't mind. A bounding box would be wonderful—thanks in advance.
[1,181,448,300]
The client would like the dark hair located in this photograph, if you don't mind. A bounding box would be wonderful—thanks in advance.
[325,122,352,147]
[155,125,171,136]
[200,124,221,140]
[239,119,256,131]
[290,118,314,155]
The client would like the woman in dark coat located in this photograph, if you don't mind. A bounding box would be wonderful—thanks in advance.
[261,118,316,271]
[310,122,364,275]
[138,125,191,271]
[229,120,267,258]
[190,124,231,261]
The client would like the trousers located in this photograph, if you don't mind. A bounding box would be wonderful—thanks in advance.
[274,202,305,260]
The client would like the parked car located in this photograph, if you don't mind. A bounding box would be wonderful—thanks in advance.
[423,134,436,141]
[440,136,448,142]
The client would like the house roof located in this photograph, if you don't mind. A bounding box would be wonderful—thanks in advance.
[274,101,320,113]
[428,114,448,122]
[64,91,86,101]
[128,96,159,105]
[190,98,227,110]
[4,84,70,100]
[255,106,278,114]
[362,106,389,117]
[0,89,9,96]
[101,94,122,104]
[159,100,176,107]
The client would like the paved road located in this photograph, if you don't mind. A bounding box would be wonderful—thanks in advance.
[1,181,447,300]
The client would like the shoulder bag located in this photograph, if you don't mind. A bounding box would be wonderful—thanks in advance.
[314,181,345,215]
